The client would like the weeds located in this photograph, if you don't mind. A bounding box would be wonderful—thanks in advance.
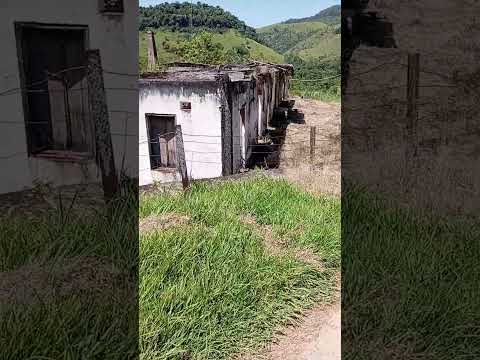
[140,175,340,359]
[0,186,138,359]
[343,183,480,359]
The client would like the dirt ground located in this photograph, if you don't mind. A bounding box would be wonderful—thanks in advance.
[277,97,341,197]
[0,183,105,219]
[343,0,480,218]
[237,277,341,360]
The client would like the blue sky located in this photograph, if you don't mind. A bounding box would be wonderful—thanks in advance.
[139,0,340,28]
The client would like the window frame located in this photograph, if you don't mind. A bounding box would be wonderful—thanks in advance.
[14,22,91,159]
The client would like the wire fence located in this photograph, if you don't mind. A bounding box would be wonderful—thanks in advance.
[138,127,332,173]
[0,63,138,193]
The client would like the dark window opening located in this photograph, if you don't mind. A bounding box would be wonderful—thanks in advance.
[146,114,176,170]
[180,101,192,111]
[16,23,93,160]
[99,0,124,13]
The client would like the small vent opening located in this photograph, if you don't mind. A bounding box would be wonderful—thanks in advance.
[180,102,192,111]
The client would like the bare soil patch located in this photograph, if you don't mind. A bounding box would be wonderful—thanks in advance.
[0,183,105,220]
[139,213,190,234]
[239,214,324,271]
[0,256,130,306]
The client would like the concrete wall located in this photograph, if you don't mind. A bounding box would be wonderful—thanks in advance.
[139,81,223,186]
[0,0,138,194]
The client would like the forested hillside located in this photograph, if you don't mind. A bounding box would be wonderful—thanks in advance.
[139,2,257,40]
[257,4,341,102]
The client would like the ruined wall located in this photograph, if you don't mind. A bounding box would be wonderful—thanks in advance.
[229,80,258,173]
[0,0,138,194]
[256,67,291,133]
[138,81,223,185]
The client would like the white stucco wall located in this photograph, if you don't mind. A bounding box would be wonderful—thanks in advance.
[0,0,138,194]
[139,81,223,186]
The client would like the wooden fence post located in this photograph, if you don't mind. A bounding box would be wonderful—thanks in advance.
[86,49,119,201]
[406,53,420,158]
[405,52,420,190]
[175,125,190,190]
[310,126,316,163]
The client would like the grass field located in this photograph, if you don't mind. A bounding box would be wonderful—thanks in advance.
[343,185,480,359]
[139,174,341,359]
[290,84,341,103]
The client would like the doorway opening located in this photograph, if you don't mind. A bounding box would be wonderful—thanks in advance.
[146,114,176,170]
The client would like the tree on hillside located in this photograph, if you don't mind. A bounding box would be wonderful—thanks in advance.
[179,31,225,64]
[224,44,250,64]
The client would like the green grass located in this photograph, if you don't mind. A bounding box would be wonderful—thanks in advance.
[287,32,340,60]
[290,85,341,103]
[0,190,138,359]
[343,184,480,359]
[140,174,340,359]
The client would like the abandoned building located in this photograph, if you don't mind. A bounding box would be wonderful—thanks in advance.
[0,0,137,195]
[139,62,294,185]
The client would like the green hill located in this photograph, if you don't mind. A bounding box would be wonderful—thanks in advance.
[257,5,340,62]
[139,29,284,72]
[257,5,341,102]
[257,21,330,54]
[211,30,284,63]
[287,31,340,60]
[283,5,341,25]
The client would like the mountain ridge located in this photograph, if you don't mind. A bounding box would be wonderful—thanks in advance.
[257,5,340,61]
[283,5,341,25]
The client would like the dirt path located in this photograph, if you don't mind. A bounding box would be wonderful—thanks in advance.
[243,302,340,360]
[237,284,340,360]
[278,98,341,196]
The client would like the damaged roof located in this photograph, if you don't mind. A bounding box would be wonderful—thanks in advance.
[139,62,294,84]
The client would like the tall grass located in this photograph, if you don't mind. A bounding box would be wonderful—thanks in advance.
[0,187,139,359]
[140,175,340,359]
[343,184,480,359]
